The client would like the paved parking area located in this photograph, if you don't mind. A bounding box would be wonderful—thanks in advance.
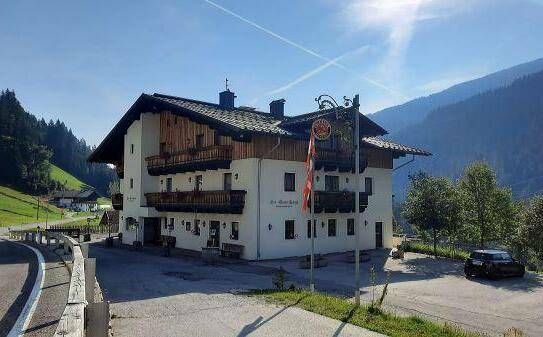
[90,242,543,337]
[254,251,543,337]
[90,244,383,337]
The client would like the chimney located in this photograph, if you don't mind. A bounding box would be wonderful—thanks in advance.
[269,99,286,118]
[219,89,236,110]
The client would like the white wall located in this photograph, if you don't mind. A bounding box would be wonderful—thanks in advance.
[258,160,393,259]
[120,112,160,243]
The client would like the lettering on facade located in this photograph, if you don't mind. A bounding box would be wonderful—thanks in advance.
[270,199,299,208]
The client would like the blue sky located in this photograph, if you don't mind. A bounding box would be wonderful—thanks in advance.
[2,0,543,146]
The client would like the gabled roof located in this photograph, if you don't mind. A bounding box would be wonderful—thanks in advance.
[362,137,431,156]
[88,92,426,164]
[51,189,98,199]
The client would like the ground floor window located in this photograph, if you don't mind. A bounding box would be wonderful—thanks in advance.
[231,221,239,240]
[328,219,336,237]
[347,218,355,236]
[285,220,295,240]
[307,219,317,238]
[168,218,175,231]
[185,221,191,232]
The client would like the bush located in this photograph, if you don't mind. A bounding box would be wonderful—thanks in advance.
[403,241,470,260]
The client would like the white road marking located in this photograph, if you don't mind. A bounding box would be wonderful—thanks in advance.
[6,240,45,337]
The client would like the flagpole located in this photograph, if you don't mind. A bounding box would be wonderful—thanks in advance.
[310,162,315,292]
[354,94,361,306]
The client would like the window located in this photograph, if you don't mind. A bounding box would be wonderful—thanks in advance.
[347,218,355,236]
[325,175,339,192]
[163,218,167,230]
[328,219,337,237]
[365,177,373,195]
[214,131,222,145]
[130,144,134,154]
[195,175,203,191]
[224,173,232,191]
[193,219,200,236]
[284,173,296,192]
[166,178,173,192]
[168,218,175,231]
[195,134,204,148]
[185,221,191,232]
[285,220,295,240]
[130,178,134,189]
[307,219,317,238]
[231,221,239,240]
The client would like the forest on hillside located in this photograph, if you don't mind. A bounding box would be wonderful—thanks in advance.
[0,89,115,195]
[391,70,543,200]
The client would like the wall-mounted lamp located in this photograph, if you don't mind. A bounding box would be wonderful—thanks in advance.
[268,224,272,231]
[222,222,226,229]
[346,177,349,183]
[188,177,192,182]
[181,220,185,225]
[364,220,368,227]
[321,221,325,228]
[235,173,239,180]
[316,176,320,182]
[202,220,206,226]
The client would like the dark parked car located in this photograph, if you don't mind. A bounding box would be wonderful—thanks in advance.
[464,250,525,278]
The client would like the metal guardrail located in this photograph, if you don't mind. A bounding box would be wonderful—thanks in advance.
[9,229,109,337]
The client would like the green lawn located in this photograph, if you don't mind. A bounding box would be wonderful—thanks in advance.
[250,290,482,337]
[50,164,91,190]
[0,185,63,227]
[97,197,112,206]
[403,241,471,261]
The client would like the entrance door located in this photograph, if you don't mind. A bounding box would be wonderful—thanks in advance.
[375,222,383,248]
[143,217,161,245]
[209,221,220,248]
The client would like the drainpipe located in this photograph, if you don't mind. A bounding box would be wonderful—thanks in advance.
[393,154,415,171]
[257,137,281,260]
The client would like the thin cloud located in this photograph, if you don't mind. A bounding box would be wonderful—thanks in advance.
[203,0,407,99]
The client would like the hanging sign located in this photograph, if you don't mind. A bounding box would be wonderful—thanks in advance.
[312,119,332,141]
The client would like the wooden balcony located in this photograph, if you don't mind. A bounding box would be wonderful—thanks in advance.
[315,148,367,173]
[145,190,246,214]
[111,193,123,210]
[146,145,233,176]
[312,191,370,213]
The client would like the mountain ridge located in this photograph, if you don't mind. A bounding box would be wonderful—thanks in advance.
[370,57,543,134]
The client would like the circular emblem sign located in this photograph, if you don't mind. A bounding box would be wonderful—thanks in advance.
[312,119,332,141]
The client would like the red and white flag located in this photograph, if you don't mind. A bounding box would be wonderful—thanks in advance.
[302,130,316,212]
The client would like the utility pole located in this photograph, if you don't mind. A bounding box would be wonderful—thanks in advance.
[353,94,361,306]
[310,165,315,292]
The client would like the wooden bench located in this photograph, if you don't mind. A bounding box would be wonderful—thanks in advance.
[161,235,176,247]
[221,243,244,258]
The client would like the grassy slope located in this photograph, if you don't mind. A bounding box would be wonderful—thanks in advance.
[50,164,91,190]
[0,185,63,227]
[97,197,112,206]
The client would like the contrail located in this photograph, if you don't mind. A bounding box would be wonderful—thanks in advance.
[267,46,369,96]
[204,0,408,99]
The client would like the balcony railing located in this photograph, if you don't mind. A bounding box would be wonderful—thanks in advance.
[312,191,369,213]
[111,193,123,210]
[146,145,233,176]
[315,148,368,173]
[145,190,246,214]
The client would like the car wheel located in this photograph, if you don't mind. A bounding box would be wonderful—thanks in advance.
[464,267,474,278]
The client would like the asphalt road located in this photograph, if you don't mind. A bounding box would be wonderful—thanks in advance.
[91,244,383,337]
[0,239,70,337]
[0,240,37,337]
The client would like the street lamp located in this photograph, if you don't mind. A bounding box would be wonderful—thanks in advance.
[315,93,362,306]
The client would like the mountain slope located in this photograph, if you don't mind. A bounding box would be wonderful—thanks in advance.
[392,70,543,200]
[0,185,63,226]
[371,57,543,133]
[50,164,91,190]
